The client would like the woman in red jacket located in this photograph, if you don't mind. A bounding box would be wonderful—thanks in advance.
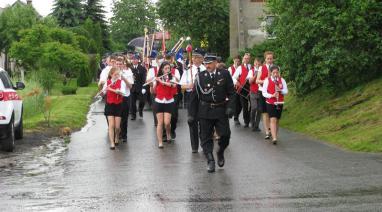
[102,67,126,149]
[262,65,288,145]
[153,61,178,148]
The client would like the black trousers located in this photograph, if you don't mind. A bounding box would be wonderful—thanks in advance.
[130,91,145,117]
[171,95,179,134]
[188,118,200,151]
[151,94,157,126]
[183,91,192,109]
[234,93,242,119]
[145,85,152,107]
[199,117,231,154]
[120,96,130,139]
[240,94,250,125]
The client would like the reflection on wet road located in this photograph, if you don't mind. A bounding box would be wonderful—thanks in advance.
[1,100,382,211]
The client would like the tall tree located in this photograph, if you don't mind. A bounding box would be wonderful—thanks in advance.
[52,0,83,27]
[0,3,38,73]
[110,0,157,50]
[83,0,111,52]
[157,0,229,59]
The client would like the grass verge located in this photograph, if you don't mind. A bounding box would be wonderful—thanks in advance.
[19,79,97,133]
[281,78,382,152]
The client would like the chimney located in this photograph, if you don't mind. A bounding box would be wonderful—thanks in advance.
[27,0,32,5]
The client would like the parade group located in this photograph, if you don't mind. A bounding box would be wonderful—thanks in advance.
[97,49,288,173]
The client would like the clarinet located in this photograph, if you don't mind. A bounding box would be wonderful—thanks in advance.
[275,76,281,110]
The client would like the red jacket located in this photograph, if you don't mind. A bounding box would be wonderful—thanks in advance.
[250,67,259,93]
[155,69,177,100]
[106,79,123,104]
[237,64,249,92]
[266,77,284,105]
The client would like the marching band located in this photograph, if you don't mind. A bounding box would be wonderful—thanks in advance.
[97,36,288,172]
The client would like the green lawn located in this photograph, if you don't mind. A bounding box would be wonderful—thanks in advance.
[19,79,97,132]
[281,78,382,152]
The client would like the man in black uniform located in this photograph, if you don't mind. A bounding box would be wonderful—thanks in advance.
[130,54,147,120]
[190,55,235,173]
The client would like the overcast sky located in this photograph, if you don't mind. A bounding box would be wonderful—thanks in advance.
[0,0,133,21]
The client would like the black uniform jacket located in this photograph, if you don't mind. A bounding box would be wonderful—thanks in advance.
[189,68,235,119]
[131,64,147,93]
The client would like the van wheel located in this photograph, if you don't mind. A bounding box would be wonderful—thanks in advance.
[2,117,15,152]
[15,110,23,140]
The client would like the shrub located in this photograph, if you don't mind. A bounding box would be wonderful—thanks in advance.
[61,86,77,95]
[265,0,382,95]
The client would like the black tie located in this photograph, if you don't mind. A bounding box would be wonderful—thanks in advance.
[197,67,200,73]
[211,73,215,82]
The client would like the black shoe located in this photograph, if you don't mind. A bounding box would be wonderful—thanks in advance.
[234,119,241,126]
[192,149,198,153]
[171,131,176,139]
[110,146,115,150]
[139,111,143,118]
[131,116,136,120]
[252,127,261,132]
[272,139,277,145]
[217,150,225,167]
[206,153,215,173]
[207,160,215,173]
[121,138,127,143]
[244,124,249,128]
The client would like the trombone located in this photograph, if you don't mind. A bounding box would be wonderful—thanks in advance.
[170,37,185,54]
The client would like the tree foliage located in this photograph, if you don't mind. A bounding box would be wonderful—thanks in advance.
[157,0,229,59]
[52,0,83,27]
[110,0,157,50]
[9,24,81,70]
[266,0,382,95]
[83,0,111,52]
[39,42,88,79]
[0,3,38,52]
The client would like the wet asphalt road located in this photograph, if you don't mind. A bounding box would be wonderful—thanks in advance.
[1,100,382,211]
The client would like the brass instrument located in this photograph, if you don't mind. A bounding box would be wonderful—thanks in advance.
[170,37,185,54]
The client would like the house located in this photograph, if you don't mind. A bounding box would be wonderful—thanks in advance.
[229,0,274,57]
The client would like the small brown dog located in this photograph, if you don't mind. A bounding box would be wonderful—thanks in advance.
[59,127,72,138]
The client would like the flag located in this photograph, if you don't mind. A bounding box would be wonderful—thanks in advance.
[176,48,184,62]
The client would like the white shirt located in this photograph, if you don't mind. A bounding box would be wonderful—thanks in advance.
[121,68,134,97]
[262,77,288,99]
[232,63,252,85]
[146,66,158,83]
[98,65,112,86]
[247,66,260,80]
[179,64,206,92]
[227,65,238,76]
